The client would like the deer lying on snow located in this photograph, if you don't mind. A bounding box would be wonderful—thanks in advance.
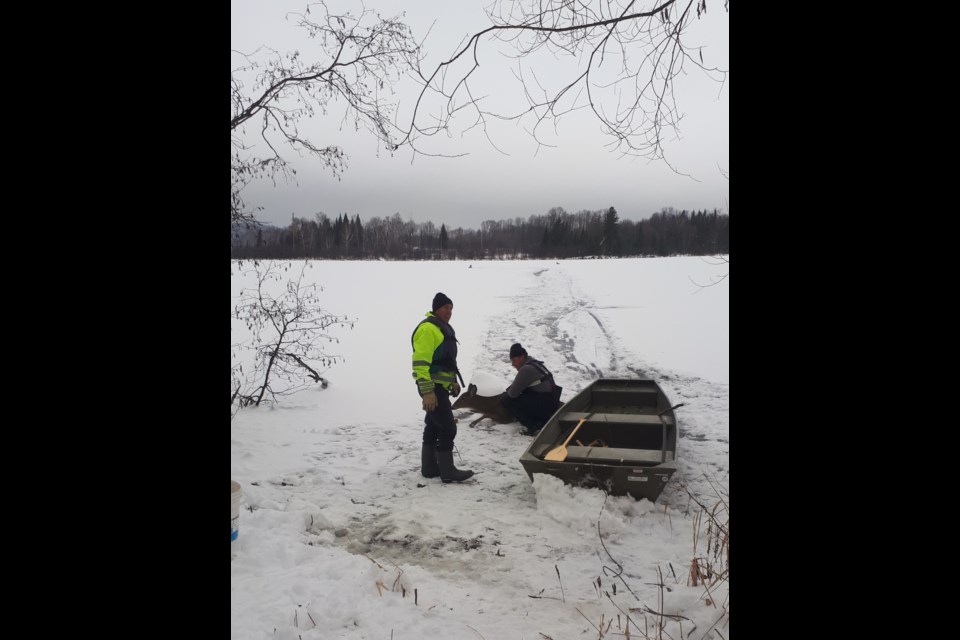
[452,383,514,427]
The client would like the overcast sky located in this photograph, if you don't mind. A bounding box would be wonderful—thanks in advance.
[231,0,729,229]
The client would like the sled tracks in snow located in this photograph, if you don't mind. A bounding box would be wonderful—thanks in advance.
[467,266,729,509]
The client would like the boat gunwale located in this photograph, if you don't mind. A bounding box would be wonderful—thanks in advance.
[519,377,680,501]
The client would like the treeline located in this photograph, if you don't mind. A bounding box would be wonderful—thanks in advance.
[230,206,728,260]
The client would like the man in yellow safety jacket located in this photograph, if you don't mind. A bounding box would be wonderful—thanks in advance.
[411,292,474,483]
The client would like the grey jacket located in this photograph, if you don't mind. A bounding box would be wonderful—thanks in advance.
[505,357,555,398]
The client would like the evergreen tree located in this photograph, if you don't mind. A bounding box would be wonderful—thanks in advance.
[603,206,621,256]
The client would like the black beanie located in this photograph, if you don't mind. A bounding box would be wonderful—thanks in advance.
[432,292,453,311]
[509,343,527,358]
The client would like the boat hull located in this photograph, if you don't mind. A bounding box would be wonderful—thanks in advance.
[518,378,679,502]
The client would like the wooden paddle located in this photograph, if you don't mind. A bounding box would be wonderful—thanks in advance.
[544,415,591,462]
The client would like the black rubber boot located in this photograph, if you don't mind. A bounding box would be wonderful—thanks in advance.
[436,449,474,483]
[519,415,546,436]
[421,443,440,478]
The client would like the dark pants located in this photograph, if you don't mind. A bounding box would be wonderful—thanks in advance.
[423,384,458,452]
[500,390,559,432]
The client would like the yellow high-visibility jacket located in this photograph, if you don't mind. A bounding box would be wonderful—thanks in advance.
[411,312,459,396]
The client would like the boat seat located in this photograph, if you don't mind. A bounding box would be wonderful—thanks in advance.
[564,446,674,464]
[562,412,674,426]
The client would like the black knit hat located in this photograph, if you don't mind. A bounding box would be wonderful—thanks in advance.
[432,292,453,311]
[509,343,527,358]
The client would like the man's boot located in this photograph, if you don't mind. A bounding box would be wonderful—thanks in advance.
[421,443,440,478]
[436,449,474,483]
[519,416,546,436]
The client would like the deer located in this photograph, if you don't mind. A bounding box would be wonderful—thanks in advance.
[452,383,514,427]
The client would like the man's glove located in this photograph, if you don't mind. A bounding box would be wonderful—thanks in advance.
[422,392,438,412]
[449,382,461,397]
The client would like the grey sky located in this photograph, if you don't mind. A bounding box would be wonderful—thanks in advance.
[231,0,729,229]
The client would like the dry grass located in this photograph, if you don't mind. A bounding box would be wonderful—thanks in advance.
[681,477,730,637]
[581,477,730,639]
[353,477,730,640]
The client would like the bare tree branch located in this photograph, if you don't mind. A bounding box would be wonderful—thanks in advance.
[231,1,728,225]
[402,0,728,170]
[232,260,353,407]
[231,2,424,225]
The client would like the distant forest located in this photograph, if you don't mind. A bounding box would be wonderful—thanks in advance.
[230,206,728,260]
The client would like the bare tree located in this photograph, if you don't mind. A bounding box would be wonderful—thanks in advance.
[232,260,354,408]
[231,2,424,226]
[403,0,728,168]
[341,214,355,255]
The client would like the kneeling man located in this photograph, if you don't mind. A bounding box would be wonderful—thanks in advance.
[499,343,563,435]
